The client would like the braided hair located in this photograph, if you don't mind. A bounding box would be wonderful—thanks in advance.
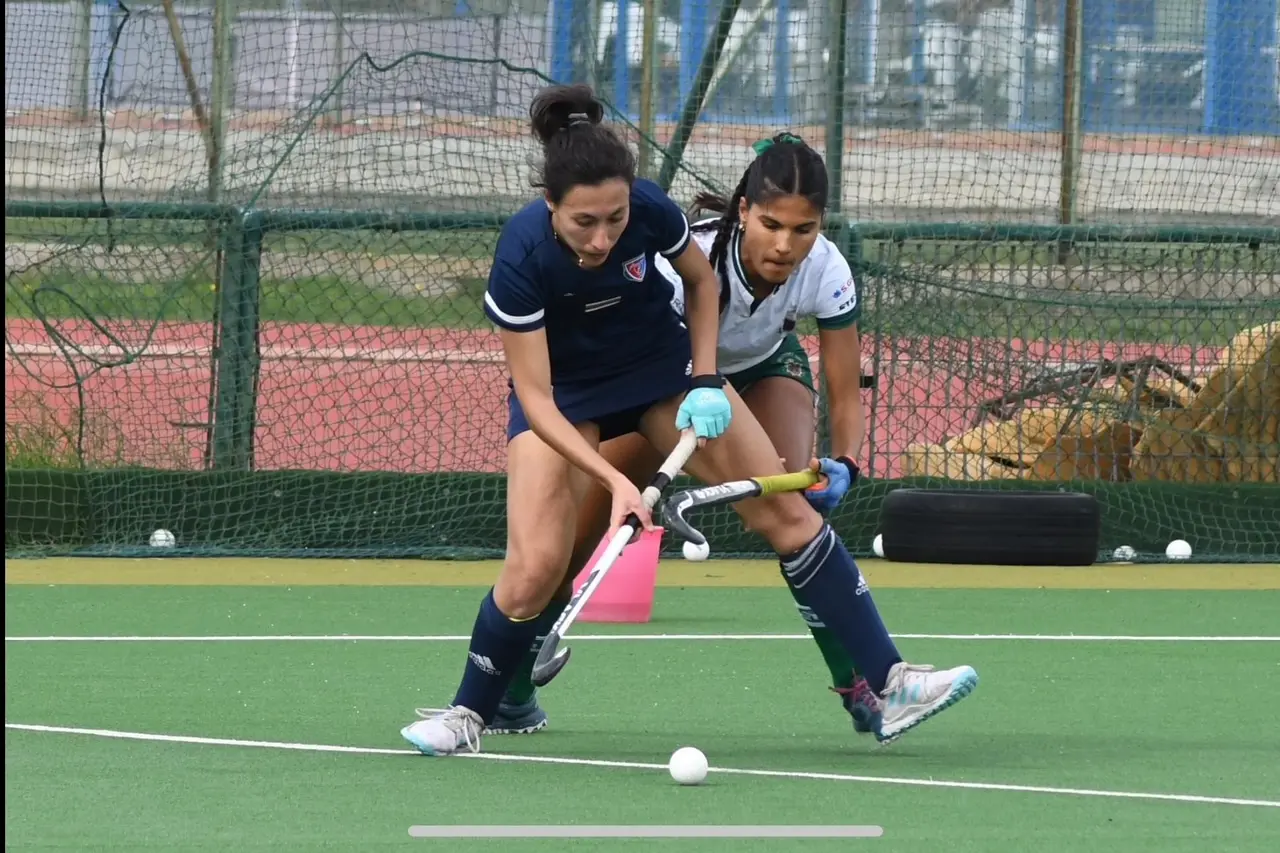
[688,132,829,300]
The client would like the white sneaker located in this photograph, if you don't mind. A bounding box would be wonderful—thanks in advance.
[401,706,484,755]
[876,662,978,744]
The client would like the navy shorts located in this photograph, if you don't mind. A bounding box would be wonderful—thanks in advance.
[507,345,693,443]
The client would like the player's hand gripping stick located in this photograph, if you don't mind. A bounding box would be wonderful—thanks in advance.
[530,428,700,688]
[661,470,824,551]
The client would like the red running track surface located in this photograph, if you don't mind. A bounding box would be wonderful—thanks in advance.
[6,319,1217,478]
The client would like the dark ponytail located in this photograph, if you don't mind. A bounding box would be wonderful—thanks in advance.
[529,84,636,203]
[694,132,830,283]
[689,191,731,218]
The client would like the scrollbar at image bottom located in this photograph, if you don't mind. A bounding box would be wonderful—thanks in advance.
[407,825,885,838]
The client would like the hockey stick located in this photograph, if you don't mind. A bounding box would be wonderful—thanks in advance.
[530,428,700,688]
[661,470,823,547]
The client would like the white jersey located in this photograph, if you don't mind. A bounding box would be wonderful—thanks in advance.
[656,222,861,374]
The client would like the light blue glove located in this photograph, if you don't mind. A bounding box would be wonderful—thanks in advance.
[676,379,733,439]
[804,457,859,514]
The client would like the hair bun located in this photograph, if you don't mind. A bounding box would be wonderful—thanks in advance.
[529,84,605,145]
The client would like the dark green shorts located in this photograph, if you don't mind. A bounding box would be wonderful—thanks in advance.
[725,333,816,395]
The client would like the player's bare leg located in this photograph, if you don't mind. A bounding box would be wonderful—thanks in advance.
[486,432,660,734]
[402,424,597,754]
[640,388,977,745]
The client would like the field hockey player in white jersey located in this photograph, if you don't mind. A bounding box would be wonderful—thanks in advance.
[660,132,883,733]
[486,132,980,746]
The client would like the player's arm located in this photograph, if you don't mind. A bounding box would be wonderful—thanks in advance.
[639,179,718,379]
[669,243,720,378]
[813,260,865,463]
[485,257,626,490]
[818,323,865,462]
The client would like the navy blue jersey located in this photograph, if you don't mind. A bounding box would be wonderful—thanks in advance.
[483,178,693,385]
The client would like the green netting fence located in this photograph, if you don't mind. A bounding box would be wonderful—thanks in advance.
[8,204,1279,562]
[6,1,1280,563]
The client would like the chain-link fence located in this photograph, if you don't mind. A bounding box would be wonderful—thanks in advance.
[6,1,1279,561]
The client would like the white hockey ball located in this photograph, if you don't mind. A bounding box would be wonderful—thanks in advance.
[682,540,710,561]
[668,746,708,785]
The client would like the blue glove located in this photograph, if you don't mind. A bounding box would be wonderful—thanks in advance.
[676,376,733,439]
[804,456,860,514]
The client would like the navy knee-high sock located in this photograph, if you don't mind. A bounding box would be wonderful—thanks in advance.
[452,589,543,723]
[780,523,902,693]
[503,595,569,705]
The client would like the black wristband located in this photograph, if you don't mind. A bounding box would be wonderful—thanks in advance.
[835,456,860,482]
[690,374,726,389]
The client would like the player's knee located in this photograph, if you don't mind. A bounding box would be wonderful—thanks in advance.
[496,542,572,619]
[740,492,821,556]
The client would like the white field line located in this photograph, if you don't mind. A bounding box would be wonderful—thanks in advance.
[6,343,820,368]
[5,633,1279,643]
[5,342,503,365]
[11,342,1153,379]
[3,343,896,373]
[5,723,1277,809]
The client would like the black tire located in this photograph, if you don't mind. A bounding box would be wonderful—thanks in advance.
[877,488,1100,566]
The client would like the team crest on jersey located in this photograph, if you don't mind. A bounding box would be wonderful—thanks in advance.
[622,253,647,282]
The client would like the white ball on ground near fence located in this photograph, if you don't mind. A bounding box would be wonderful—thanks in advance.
[1113,545,1137,562]
[1165,539,1192,560]
[150,529,176,548]
[682,539,710,562]
[872,534,885,558]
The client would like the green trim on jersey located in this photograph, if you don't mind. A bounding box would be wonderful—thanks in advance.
[816,304,860,330]
[815,275,861,330]
[725,333,816,395]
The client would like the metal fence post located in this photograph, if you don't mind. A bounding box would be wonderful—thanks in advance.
[209,0,236,203]
[658,0,745,192]
[825,0,849,218]
[211,209,264,470]
[1058,0,1084,264]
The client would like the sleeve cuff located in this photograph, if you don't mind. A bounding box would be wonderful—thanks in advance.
[660,216,691,258]
[484,291,545,331]
[815,308,860,330]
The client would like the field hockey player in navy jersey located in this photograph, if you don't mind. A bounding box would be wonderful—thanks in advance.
[401,87,975,756]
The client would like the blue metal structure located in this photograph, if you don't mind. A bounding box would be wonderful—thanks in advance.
[614,0,631,116]
[1205,0,1279,133]
[547,0,1277,135]
[679,0,710,115]
[549,0,793,124]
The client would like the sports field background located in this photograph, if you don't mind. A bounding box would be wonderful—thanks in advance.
[8,110,1279,223]
[2,313,1235,477]
[6,556,1279,852]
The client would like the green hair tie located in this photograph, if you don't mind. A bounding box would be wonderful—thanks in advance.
[751,133,805,156]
